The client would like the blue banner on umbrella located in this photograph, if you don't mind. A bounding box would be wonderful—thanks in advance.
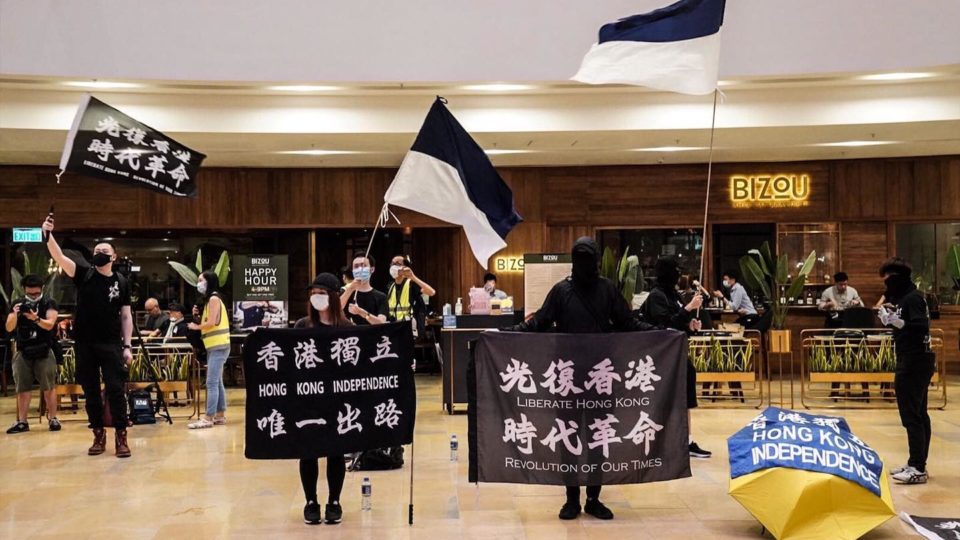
[728,407,883,496]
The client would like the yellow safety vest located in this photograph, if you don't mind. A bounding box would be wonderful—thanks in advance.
[201,295,231,350]
[388,280,413,322]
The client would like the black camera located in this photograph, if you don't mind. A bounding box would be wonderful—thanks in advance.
[16,302,41,343]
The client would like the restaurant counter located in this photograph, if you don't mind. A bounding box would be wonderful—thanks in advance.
[441,314,519,414]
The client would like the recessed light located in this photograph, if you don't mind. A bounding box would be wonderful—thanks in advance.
[276,149,360,155]
[461,84,535,92]
[267,85,340,92]
[858,72,934,81]
[63,81,142,89]
[815,141,896,147]
[631,146,705,152]
[484,149,532,155]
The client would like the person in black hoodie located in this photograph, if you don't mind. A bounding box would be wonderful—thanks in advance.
[510,237,657,521]
[642,258,712,459]
[877,258,934,485]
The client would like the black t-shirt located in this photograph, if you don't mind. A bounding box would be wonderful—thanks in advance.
[890,288,931,359]
[385,279,424,322]
[513,277,656,334]
[11,295,58,348]
[241,304,266,328]
[71,260,131,343]
[145,312,171,334]
[345,289,389,326]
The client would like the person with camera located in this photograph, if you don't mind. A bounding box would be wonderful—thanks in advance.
[42,216,135,458]
[5,274,61,434]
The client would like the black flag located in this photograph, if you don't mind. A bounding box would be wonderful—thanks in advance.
[59,94,205,197]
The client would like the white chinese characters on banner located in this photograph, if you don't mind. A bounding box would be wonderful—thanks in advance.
[624,411,663,456]
[370,336,399,363]
[337,403,363,434]
[584,358,622,395]
[540,359,583,397]
[624,356,661,392]
[499,358,537,394]
[503,413,538,455]
[374,399,403,429]
[257,409,287,439]
[257,341,284,371]
[541,419,583,456]
[587,414,622,458]
[331,337,361,366]
[294,339,322,370]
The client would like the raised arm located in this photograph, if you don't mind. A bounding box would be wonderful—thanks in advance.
[41,217,76,278]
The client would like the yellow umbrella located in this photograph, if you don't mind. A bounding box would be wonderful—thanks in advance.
[729,465,895,540]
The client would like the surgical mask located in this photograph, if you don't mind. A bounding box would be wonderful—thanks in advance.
[92,252,112,267]
[354,267,371,282]
[484,283,494,293]
[389,265,402,279]
[722,280,731,289]
[26,294,41,302]
[310,294,329,311]
[197,281,208,295]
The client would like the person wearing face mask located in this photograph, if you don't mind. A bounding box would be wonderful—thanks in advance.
[509,237,658,521]
[42,217,134,457]
[293,273,352,525]
[187,271,230,429]
[140,297,170,338]
[339,254,389,326]
[482,273,508,300]
[5,274,61,434]
[386,255,435,330]
[712,270,758,326]
[641,258,712,459]
[877,258,934,485]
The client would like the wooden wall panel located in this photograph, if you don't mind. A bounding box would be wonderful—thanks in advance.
[840,222,888,304]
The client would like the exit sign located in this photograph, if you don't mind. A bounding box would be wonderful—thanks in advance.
[13,228,43,243]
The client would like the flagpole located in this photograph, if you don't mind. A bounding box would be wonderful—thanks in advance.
[696,89,720,314]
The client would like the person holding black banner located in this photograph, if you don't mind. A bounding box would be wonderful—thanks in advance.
[293,272,351,525]
[187,272,230,429]
[642,259,712,459]
[42,217,134,458]
[509,236,657,521]
[877,258,935,485]
[340,254,388,326]
[5,274,61,434]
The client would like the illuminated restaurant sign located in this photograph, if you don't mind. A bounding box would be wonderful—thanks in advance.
[729,173,811,208]
[493,256,524,273]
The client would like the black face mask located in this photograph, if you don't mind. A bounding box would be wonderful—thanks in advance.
[571,237,600,288]
[92,252,112,268]
[883,274,913,303]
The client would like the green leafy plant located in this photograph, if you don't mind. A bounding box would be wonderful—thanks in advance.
[57,347,78,385]
[168,247,230,288]
[601,246,643,303]
[1,251,66,306]
[947,244,960,304]
[688,337,754,373]
[739,241,816,330]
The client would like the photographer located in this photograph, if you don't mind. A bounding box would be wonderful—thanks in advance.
[42,216,134,458]
[5,274,60,434]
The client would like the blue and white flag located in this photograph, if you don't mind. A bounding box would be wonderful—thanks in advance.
[573,0,726,95]
[384,97,522,269]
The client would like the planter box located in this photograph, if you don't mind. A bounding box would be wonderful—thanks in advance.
[127,381,189,393]
[56,383,84,395]
[809,372,941,384]
[697,372,757,383]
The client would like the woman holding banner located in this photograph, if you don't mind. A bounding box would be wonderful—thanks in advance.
[293,272,351,524]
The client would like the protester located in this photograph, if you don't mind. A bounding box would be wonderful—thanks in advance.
[187,271,230,429]
[141,297,170,337]
[340,254,388,326]
[482,272,508,300]
[510,237,658,521]
[42,216,134,457]
[712,269,758,326]
[162,303,190,343]
[294,272,350,525]
[5,274,60,434]
[386,255,435,331]
[642,259,712,459]
[877,258,934,484]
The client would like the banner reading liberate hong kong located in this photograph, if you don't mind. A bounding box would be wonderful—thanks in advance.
[244,323,416,459]
[469,330,690,486]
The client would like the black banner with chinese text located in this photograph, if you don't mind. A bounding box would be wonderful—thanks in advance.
[244,323,416,459]
[59,94,206,197]
[469,330,690,485]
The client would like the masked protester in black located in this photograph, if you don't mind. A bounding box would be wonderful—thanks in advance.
[510,237,657,521]
[641,258,712,459]
[877,258,934,484]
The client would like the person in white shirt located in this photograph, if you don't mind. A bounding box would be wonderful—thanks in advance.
[818,272,862,311]
[483,273,508,300]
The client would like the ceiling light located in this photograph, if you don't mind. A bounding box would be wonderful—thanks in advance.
[461,84,535,92]
[276,149,360,156]
[858,72,934,81]
[63,81,142,89]
[266,85,340,92]
[632,146,705,152]
[484,149,532,155]
[815,141,896,147]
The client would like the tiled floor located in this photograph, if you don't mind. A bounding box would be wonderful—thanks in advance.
[1,378,957,539]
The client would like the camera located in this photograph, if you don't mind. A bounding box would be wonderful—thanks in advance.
[17,302,40,342]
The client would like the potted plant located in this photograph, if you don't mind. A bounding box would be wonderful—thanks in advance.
[600,246,643,307]
[739,241,816,353]
[947,244,960,305]
[690,334,757,383]
[167,247,230,288]
[55,346,85,408]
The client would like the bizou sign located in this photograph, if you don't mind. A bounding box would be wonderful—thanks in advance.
[729,173,811,208]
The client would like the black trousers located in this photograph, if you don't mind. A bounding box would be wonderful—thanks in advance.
[566,485,601,502]
[76,342,128,430]
[894,364,934,472]
[300,457,346,504]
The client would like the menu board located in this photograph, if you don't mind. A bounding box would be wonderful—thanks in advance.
[523,253,572,314]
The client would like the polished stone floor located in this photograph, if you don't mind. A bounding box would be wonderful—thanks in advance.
[1,377,957,539]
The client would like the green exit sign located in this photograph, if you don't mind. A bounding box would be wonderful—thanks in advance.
[13,228,43,243]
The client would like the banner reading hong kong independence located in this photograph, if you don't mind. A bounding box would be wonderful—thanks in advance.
[244,322,416,459]
[469,330,690,486]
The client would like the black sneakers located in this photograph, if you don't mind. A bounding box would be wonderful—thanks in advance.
[49,417,62,431]
[303,501,321,525]
[6,421,29,434]
[689,442,712,459]
[558,501,581,520]
[324,502,343,524]
[584,499,614,520]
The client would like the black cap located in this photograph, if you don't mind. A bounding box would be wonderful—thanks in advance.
[307,272,341,292]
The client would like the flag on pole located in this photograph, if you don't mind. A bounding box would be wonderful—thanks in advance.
[572,0,726,95]
[384,97,522,269]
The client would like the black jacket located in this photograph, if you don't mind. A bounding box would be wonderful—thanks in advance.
[642,285,693,334]
[511,277,655,334]
[889,287,931,359]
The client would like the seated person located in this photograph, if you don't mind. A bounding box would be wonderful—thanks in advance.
[141,297,170,337]
[712,269,758,327]
[482,272,508,300]
[162,303,190,343]
[818,271,862,328]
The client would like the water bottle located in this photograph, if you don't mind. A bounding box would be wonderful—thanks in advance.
[361,477,372,511]
[450,434,459,462]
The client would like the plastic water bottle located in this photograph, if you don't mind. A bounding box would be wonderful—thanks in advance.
[450,434,459,462]
[361,477,372,511]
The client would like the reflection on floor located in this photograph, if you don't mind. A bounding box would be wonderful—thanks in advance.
[1,377,957,539]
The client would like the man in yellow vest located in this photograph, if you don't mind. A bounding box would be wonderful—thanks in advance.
[386,255,436,335]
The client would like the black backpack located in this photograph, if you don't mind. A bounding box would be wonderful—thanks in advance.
[349,447,404,471]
